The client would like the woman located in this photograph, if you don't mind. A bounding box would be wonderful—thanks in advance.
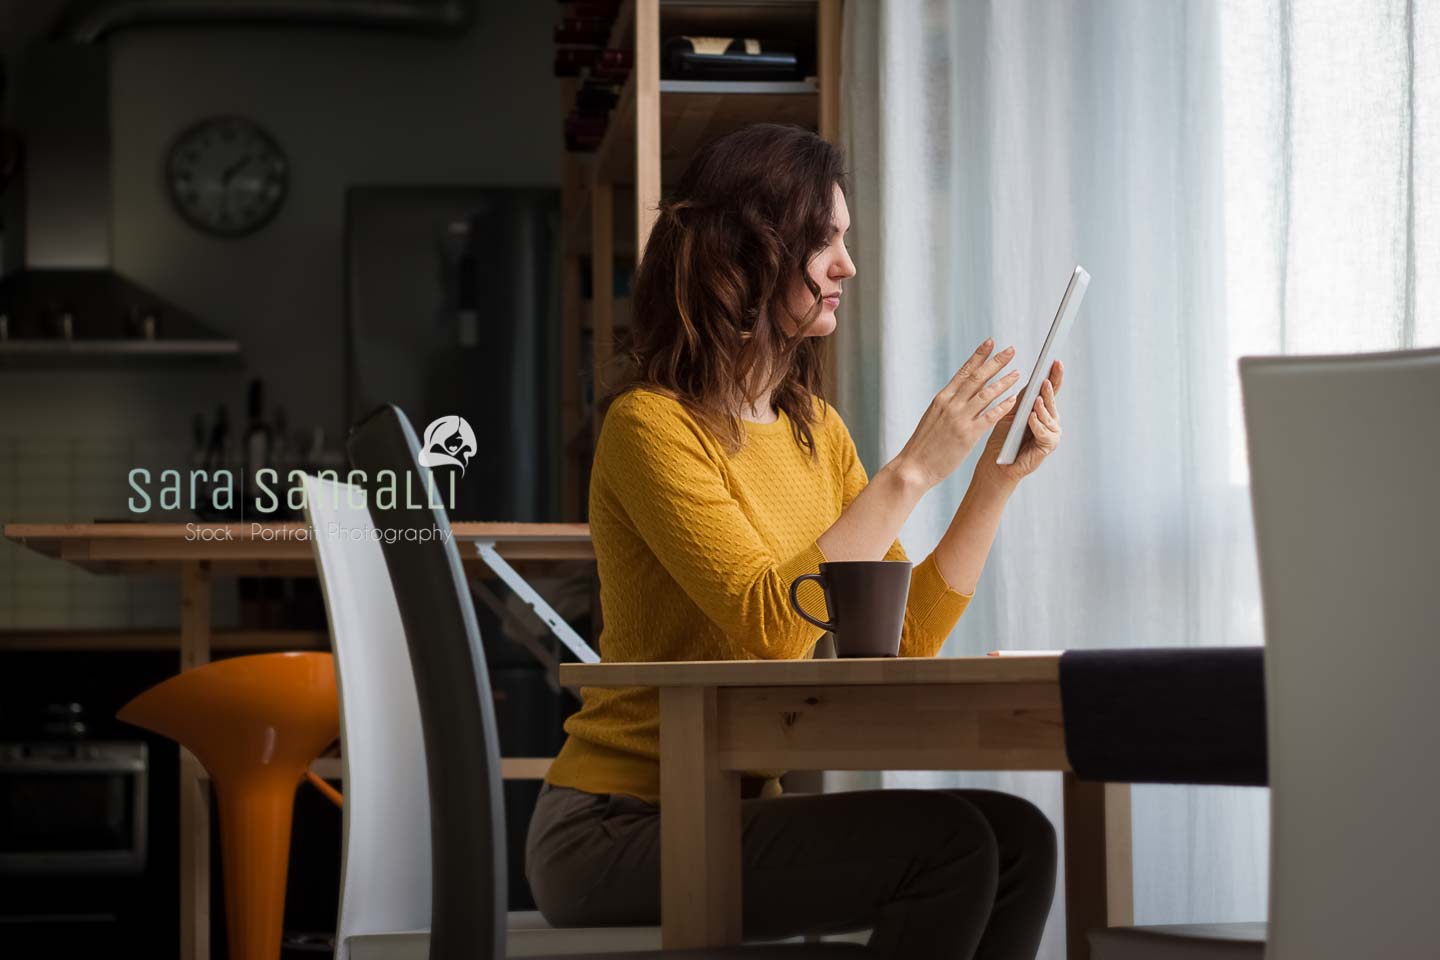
[526,123,1064,959]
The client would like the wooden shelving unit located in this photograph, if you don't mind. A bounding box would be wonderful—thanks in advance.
[556,0,844,521]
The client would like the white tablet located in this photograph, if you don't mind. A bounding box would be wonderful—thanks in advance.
[996,265,1090,465]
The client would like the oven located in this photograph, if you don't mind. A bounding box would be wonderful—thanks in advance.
[0,661,175,955]
[0,739,148,875]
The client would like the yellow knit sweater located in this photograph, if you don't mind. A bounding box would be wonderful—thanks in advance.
[544,386,975,804]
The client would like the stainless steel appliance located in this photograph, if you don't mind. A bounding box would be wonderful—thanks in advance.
[0,658,178,954]
[0,739,148,875]
[344,185,563,523]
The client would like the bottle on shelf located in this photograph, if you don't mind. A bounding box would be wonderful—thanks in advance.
[189,414,207,472]
[271,405,290,485]
[243,378,271,513]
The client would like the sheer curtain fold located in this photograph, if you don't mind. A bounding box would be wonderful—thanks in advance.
[838,2,1437,957]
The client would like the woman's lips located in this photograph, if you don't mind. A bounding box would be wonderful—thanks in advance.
[822,294,841,308]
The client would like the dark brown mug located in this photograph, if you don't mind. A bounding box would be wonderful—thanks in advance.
[787,560,912,657]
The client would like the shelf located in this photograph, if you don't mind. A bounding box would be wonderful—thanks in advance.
[0,629,328,652]
[0,269,242,366]
[0,339,241,367]
[657,79,816,94]
[661,0,818,46]
[594,76,818,184]
[606,0,817,53]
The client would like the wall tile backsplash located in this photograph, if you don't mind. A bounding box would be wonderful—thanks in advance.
[0,434,236,630]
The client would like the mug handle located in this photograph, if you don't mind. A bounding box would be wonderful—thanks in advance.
[788,573,835,632]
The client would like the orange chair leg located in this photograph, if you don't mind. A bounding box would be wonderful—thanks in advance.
[216,777,301,960]
[303,769,345,808]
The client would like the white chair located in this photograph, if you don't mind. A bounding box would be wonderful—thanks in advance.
[1241,347,1440,960]
[302,474,663,958]
[1092,346,1440,959]
[345,405,865,959]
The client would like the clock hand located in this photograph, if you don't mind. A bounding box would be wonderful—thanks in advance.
[221,155,250,185]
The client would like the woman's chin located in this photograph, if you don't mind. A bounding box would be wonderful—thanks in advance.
[807,312,838,337]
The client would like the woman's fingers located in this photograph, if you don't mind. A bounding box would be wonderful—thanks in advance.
[969,345,1016,395]
[943,339,997,395]
[1000,364,1064,472]
[1032,382,1061,439]
[1028,411,1047,448]
[1029,407,1055,442]
[971,369,1021,410]
[985,394,1018,422]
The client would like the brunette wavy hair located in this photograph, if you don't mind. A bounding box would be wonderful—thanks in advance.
[603,123,848,458]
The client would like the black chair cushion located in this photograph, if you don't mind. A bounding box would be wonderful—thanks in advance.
[1059,647,1268,786]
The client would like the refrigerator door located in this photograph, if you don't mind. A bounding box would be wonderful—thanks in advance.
[345,186,561,521]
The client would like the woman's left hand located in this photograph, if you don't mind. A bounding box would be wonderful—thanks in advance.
[974,360,1064,488]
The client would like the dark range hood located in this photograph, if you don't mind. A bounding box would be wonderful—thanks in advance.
[0,43,238,365]
[0,270,241,359]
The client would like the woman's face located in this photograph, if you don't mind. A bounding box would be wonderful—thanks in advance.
[783,183,855,337]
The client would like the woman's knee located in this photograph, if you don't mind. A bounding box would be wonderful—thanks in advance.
[944,789,1057,874]
[886,789,1001,884]
[524,789,616,926]
[525,830,587,926]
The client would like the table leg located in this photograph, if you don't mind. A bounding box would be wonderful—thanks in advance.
[658,686,742,949]
[1063,775,1134,960]
[180,561,212,960]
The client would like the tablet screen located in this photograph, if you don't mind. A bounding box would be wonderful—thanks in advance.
[996,266,1090,465]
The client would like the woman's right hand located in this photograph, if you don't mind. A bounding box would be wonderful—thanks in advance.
[889,338,1020,490]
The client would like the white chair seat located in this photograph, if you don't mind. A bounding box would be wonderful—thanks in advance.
[1089,922,1265,960]
[345,930,428,960]
[346,920,871,959]
[345,918,663,960]
[508,913,662,956]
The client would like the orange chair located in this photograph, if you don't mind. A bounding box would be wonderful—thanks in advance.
[117,652,339,960]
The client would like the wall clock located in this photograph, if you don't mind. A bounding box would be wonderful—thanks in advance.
[166,116,288,237]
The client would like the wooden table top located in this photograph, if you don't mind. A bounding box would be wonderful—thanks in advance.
[559,654,1061,688]
[3,521,593,575]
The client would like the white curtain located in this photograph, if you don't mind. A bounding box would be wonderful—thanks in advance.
[837,2,1439,956]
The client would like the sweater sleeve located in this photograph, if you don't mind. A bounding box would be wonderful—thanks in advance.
[596,392,831,660]
[833,412,974,658]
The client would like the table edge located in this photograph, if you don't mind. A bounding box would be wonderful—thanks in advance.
[558,655,1061,687]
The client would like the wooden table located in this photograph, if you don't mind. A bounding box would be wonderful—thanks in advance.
[560,655,1133,960]
[4,521,593,960]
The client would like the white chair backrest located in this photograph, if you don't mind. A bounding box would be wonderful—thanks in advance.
[1241,347,1440,960]
[303,475,431,960]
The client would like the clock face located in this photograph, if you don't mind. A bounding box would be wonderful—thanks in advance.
[166,116,288,237]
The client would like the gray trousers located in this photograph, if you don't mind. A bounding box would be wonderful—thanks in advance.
[525,782,1057,959]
